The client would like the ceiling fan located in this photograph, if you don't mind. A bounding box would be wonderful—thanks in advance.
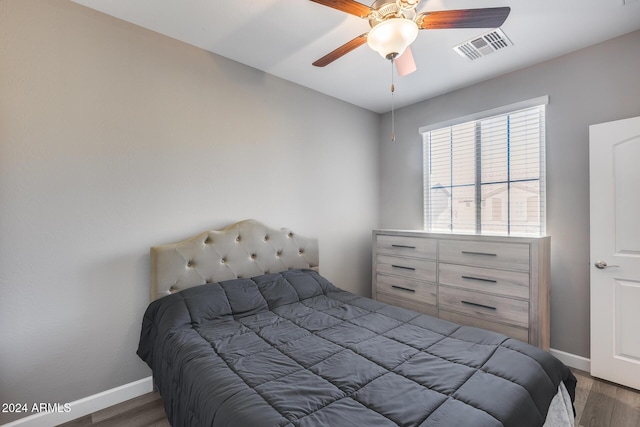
[310,0,511,76]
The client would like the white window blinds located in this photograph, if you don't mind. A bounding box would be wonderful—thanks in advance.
[422,101,546,236]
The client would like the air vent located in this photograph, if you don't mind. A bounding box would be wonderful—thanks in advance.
[453,28,512,61]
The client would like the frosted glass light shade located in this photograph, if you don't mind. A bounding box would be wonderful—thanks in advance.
[367,18,419,59]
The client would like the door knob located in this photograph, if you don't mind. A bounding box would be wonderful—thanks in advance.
[594,260,619,269]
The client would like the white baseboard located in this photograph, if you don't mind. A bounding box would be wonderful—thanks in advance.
[550,348,591,372]
[1,377,153,427]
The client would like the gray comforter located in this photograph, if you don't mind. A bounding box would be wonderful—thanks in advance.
[138,269,576,427]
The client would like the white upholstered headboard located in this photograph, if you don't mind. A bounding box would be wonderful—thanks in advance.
[150,219,319,301]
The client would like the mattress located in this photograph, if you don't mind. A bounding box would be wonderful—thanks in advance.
[138,269,576,427]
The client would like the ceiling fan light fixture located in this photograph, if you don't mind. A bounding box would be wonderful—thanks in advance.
[367,18,419,59]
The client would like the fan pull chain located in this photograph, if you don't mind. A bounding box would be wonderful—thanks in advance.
[391,57,396,142]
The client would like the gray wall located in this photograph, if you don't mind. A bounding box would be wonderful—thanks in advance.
[378,29,640,358]
[0,1,379,423]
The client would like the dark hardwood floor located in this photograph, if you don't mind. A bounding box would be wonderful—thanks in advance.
[573,369,640,427]
[58,369,639,427]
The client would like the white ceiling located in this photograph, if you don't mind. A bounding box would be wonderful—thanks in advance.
[71,0,640,113]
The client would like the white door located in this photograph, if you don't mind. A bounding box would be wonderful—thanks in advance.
[589,115,640,390]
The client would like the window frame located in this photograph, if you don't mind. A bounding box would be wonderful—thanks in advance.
[420,96,548,236]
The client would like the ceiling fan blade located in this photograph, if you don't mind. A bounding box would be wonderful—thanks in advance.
[395,46,417,77]
[312,33,368,67]
[418,7,511,30]
[309,0,371,18]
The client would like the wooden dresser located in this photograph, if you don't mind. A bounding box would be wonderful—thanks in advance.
[372,230,550,349]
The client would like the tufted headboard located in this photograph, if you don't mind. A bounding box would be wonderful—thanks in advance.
[150,219,319,301]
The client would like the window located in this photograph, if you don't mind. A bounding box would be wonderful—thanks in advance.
[421,97,547,236]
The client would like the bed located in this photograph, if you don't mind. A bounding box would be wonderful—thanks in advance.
[138,219,576,427]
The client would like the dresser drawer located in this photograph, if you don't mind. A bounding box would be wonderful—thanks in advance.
[438,263,530,299]
[376,234,437,259]
[376,255,437,282]
[438,286,529,328]
[376,274,437,306]
[438,240,530,271]
[376,292,438,317]
[439,310,529,342]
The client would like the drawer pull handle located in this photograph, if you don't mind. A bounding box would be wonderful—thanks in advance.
[461,300,497,311]
[392,265,416,271]
[392,244,416,249]
[461,275,498,283]
[391,285,415,293]
[461,251,497,257]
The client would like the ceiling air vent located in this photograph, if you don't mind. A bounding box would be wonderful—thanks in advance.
[453,28,512,61]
